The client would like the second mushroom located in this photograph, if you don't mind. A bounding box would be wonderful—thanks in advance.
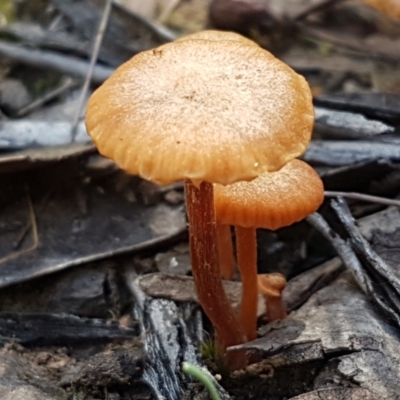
[214,159,324,341]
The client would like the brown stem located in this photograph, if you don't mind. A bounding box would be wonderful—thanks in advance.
[235,226,258,341]
[185,180,245,349]
[217,223,235,280]
[258,273,287,322]
[265,296,287,322]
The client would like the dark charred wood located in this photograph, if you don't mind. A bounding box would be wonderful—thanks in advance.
[0,313,139,345]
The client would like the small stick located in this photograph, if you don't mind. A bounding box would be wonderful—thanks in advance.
[331,198,400,297]
[324,191,400,208]
[0,41,113,83]
[15,78,76,117]
[294,0,347,21]
[0,186,39,265]
[307,212,400,326]
[70,0,113,141]
[181,362,221,400]
[48,13,65,31]
[157,0,181,24]
[13,187,54,250]
[306,212,369,294]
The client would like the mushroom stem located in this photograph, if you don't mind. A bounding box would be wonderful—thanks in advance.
[235,226,258,341]
[185,179,245,349]
[217,223,235,280]
[258,273,287,322]
[265,296,287,322]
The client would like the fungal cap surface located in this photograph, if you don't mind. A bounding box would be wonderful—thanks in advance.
[214,159,324,230]
[258,273,287,298]
[86,38,313,185]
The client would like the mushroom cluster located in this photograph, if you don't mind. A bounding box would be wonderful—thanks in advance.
[85,30,318,350]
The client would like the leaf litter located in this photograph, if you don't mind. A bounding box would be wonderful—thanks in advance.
[1,0,400,399]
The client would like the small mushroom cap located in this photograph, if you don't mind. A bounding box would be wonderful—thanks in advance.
[214,159,324,230]
[175,30,259,47]
[86,38,313,185]
[258,273,286,298]
[363,0,400,19]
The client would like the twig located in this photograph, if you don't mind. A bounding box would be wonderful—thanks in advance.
[157,0,181,24]
[48,12,65,31]
[306,212,369,294]
[294,0,347,21]
[299,24,400,62]
[324,191,400,208]
[15,78,77,117]
[331,198,400,301]
[13,187,55,250]
[0,186,39,265]
[113,1,176,42]
[307,211,400,326]
[70,0,113,141]
[0,41,113,83]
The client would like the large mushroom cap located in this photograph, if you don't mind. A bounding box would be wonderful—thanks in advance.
[258,273,287,298]
[214,159,324,230]
[86,37,313,186]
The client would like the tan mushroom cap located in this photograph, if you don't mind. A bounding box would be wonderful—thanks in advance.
[176,30,259,47]
[86,38,313,186]
[258,273,287,298]
[214,159,324,230]
[363,0,400,19]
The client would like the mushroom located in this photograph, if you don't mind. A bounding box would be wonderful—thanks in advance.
[257,273,287,322]
[214,159,324,341]
[85,33,314,349]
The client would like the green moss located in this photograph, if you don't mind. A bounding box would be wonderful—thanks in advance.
[199,338,229,378]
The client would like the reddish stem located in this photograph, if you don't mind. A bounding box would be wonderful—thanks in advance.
[185,180,245,349]
[217,223,235,280]
[235,226,258,341]
[265,296,287,322]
